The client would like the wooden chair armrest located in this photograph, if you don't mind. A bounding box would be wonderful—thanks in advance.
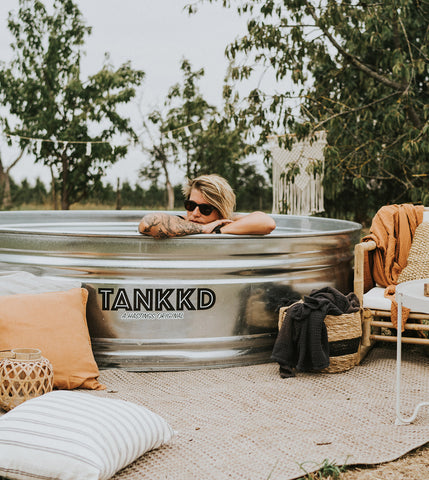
[354,240,377,305]
[356,240,377,252]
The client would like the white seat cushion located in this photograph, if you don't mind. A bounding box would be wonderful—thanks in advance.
[423,210,429,222]
[363,287,392,310]
[363,286,428,314]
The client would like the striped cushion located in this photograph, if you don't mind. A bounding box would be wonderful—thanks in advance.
[0,390,175,480]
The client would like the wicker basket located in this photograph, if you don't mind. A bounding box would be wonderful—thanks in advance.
[278,303,362,373]
[0,348,54,411]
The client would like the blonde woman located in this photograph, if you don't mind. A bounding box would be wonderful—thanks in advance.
[138,174,276,239]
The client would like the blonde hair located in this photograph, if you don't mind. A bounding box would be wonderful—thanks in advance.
[182,174,236,219]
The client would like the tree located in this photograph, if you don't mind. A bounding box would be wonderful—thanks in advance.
[0,143,26,209]
[196,0,429,221]
[138,59,215,209]
[31,177,49,205]
[0,0,145,209]
[235,164,272,212]
[138,119,177,210]
[139,59,263,209]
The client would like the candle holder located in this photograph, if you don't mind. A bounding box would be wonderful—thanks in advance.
[0,348,54,411]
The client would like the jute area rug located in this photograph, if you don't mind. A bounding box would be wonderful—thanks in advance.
[90,345,429,480]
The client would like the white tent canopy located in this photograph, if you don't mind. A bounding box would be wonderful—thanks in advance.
[270,131,326,215]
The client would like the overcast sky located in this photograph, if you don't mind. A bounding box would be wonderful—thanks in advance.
[0,0,260,187]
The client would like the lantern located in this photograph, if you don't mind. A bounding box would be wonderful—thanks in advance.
[0,348,54,411]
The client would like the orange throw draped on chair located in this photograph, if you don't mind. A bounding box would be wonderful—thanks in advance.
[362,203,424,329]
[363,204,424,287]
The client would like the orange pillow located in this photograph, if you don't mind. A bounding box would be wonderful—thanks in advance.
[0,288,105,390]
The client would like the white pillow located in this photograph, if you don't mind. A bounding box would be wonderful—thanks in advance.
[0,271,81,295]
[0,390,175,480]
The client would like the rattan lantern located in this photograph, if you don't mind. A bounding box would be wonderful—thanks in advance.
[0,348,54,411]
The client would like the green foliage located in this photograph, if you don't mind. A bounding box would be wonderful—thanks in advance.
[3,178,181,211]
[140,59,270,210]
[235,164,273,212]
[5,177,49,208]
[297,458,349,479]
[0,0,145,209]
[201,0,429,221]
[6,174,272,213]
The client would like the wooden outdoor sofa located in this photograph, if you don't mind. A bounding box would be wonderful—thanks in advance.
[354,207,429,362]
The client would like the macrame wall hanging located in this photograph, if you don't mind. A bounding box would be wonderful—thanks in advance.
[270,131,326,215]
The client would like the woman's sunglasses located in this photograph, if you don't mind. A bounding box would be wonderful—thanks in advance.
[184,199,217,216]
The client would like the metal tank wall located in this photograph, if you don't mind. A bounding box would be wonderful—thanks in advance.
[0,210,361,370]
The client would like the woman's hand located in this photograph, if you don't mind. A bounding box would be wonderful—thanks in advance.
[200,219,233,234]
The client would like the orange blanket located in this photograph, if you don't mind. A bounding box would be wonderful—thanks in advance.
[363,204,423,287]
[362,203,424,329]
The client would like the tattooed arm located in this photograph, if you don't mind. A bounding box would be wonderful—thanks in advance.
[138,213,228,239]
[219,212,276,235]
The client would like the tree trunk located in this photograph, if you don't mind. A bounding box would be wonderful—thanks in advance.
[166,178,175,210]
[161,158,175,210]
[0,148,25,210]
[116,178,122,210]
[2,175,12,210]
[49,165,58,210]
[61,153,69,210]
[154,145,175,210]
[0,157,6,209]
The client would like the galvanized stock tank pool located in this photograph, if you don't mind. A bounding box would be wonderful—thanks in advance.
[0,210,361,371]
